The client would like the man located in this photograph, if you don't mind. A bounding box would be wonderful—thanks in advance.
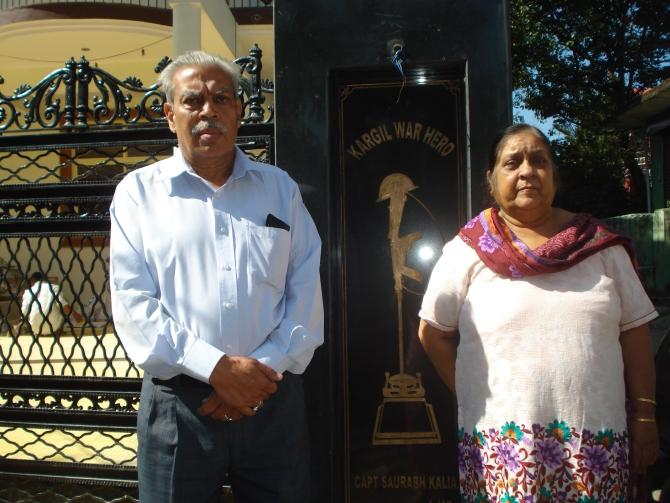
[109,51,323,502]
[21,272,67,336]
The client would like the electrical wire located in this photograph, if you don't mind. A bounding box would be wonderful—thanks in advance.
[391,46,406,104]
[0,34,172,64]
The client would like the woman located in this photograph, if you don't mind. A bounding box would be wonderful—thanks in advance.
[418,124,659,502]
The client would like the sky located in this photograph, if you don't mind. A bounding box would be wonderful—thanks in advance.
[515,106,555,137]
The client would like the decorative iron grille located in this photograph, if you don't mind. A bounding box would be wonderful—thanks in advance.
[227,0,273,7]
[0,479,139,503]
[0,0,272,8]
[0,47,272,502]
[0,45,273,134]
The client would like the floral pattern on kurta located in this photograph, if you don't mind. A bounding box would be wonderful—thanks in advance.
[458,421,628,502]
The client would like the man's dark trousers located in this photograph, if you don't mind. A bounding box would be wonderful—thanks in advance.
[137,372,310,502]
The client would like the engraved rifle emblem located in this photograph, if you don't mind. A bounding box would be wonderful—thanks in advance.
[372,173,441,445]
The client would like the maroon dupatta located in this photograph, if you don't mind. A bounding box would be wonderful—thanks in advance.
[458,208,637,279]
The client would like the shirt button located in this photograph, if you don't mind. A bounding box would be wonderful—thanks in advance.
[223,302,233,309]
[223,265,231,271]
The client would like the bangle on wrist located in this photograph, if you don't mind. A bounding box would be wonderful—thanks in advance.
[632,416,656,423]
[632,397,656,406]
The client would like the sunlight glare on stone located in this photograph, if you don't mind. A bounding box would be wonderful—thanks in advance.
[417,245,435,262]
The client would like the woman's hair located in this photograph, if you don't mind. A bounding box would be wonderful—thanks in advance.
[158,51,241,104]
[487,123,556,171]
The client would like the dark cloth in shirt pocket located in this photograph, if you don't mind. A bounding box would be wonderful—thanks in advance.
[246,222,291,291]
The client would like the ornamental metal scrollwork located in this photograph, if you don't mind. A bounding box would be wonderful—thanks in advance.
[0,197,111,221]
[235,44,274,124]
[0,63,72,131]
[0,389,139,414]
[78,58,166,127]
[0,57,166,132]
[0,45,274,132]
[154,56,172,75]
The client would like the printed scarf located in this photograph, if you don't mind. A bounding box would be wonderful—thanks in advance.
[458,207,636,279]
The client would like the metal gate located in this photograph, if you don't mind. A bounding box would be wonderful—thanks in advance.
[0,46,274,502]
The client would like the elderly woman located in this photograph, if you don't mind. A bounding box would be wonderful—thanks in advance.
[419,124,659,502]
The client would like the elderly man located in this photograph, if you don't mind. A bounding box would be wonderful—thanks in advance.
[110,51,323,502]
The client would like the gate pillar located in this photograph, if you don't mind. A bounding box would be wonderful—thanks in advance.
[274,2,511,502]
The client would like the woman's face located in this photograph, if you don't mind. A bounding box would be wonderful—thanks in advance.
[487,130,557,217]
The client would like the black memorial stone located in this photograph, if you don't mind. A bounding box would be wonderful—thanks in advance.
[274,2,511,502]
[333,64,463,503]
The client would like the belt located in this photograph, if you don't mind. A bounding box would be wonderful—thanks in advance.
[152,374,211,388]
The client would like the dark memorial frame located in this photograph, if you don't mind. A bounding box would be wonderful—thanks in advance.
[331,63,466,502]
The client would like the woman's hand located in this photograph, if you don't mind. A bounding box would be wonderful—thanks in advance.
[629,419,658,473]
[620,324,658,473]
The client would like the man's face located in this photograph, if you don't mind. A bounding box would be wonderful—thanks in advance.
[164,65,242,168]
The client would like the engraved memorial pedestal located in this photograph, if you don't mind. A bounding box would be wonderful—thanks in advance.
[373,371,441,445]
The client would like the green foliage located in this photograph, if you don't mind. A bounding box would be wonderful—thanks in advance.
[552,130,640,217]
[511,0,670,215]
[511,0,670,132]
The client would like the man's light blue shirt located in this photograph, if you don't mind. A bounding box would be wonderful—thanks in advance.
[110,147,324,383]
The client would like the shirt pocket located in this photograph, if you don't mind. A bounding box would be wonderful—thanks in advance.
[246,222,291,291]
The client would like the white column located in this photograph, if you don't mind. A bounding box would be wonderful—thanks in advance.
[169,1,203,56]
[199,0,237,58]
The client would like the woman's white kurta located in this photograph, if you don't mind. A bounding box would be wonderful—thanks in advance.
[420,237,657,503]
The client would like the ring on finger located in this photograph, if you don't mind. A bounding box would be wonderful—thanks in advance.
[223,413,233,422]
[252,401,263,413]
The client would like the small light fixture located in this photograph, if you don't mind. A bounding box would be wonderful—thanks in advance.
[81,47,90,52]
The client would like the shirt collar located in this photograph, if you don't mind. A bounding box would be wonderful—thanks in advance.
[227,146,250,184]
[155,146,249,184]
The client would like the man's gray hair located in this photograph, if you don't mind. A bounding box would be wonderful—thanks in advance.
[158,51,241,104]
